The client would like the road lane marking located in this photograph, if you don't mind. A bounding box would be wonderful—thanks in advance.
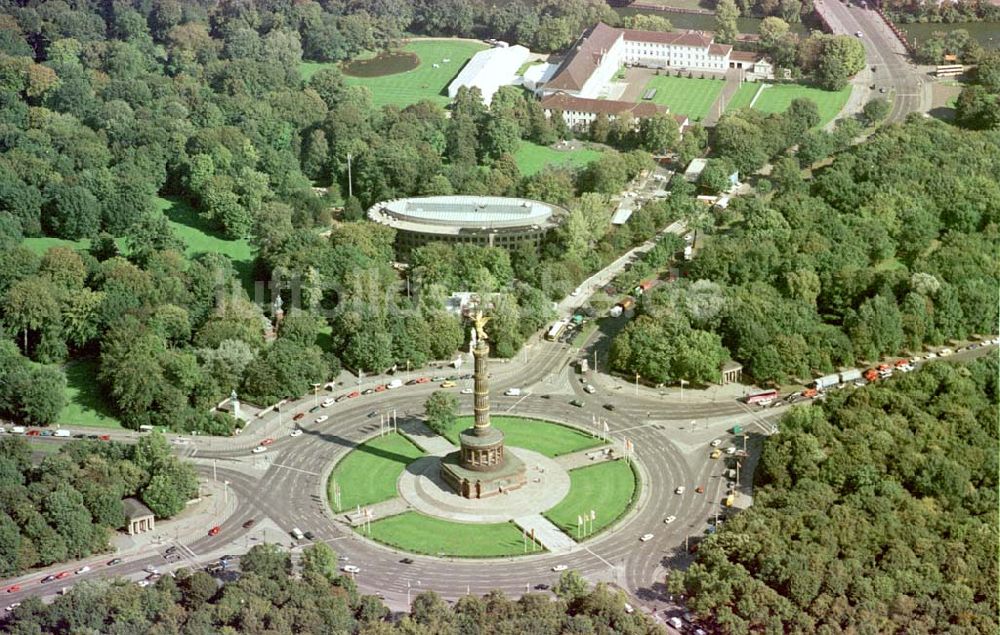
[268,463,320,476]
[584,547,617,570]
[505,393,530,412]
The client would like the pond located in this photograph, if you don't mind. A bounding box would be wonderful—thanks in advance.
[613,6,813,36]
[891,21,999,49]
[342,51,419,77]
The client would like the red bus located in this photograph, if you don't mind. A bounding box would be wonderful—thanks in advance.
[746,389,779,405]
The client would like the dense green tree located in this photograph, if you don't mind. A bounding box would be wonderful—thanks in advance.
[424,390,458,436]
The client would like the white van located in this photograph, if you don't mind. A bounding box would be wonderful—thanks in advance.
[387,379,403,389]
[504,388,521,397]
[138,424,154,432]
[55,429,72,437]
[11,426,26,435]
[290,528,304,540]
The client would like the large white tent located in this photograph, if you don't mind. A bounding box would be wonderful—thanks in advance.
[447,45,531,104]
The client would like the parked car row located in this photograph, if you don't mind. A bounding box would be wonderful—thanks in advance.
[0,427,105,439]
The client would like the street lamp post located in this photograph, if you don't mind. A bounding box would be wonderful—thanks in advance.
[635,373,640,397]
[312,383,321,408]
[679,379,687,401]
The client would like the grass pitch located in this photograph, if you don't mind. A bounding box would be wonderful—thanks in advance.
[442,416,602,458]
[725,82,852,129]
[545,459,638,538]
[303,40,488,108]
[641,74,726,121]
[363,512,540,557]
[328,433,424,511]
[513,142,603,176]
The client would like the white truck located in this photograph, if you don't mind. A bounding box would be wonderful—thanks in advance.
[387,379,403,389]
[814,374,841,390]
[54,429,72,438]
[839,368,862,384]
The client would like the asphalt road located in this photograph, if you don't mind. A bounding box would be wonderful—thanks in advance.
[816,0,930,123]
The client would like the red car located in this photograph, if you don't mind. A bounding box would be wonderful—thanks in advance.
[293,413,305,421]
[347,391,360,399]
[695,485,705,494]
[6,584,20,593]
[260,438,274,446]
[99,434,111,441]
[208,526,221,536]
[415,377,430,384]
[55,571,71,580]
[374,384,387,392]
[26,429,40,436]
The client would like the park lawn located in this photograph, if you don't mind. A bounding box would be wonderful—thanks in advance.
[726,82,852,129]
[364,512,540,557]
[328,433,424,511]
[545,459,638,538]
[304,40,488,108]
[22,236,92,254]
[154,197,256,293]
[57,358,122,429]
[571,320,600,348]
[725,83,760,112]
[642,74,726,121]
[443,416,602,458]
[513,142,603,176]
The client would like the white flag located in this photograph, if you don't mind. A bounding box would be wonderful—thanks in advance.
[603,421,609,432]
[577,515,583,526]
[590,510,596,521]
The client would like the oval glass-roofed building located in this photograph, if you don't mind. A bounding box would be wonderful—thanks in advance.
[367,195,567,261]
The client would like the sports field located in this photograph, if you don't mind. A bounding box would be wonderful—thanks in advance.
[725,82,852,129]
[642,74,726,121]
[545,459,638,538]
[513,142,603,176]
[443,416,602,458]
[303,40,488,108]
[364,512,540,557]
[58,358,122,429]
[328,433,424,510]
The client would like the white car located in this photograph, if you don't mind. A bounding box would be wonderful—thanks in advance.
[342,565,361,574]
[74,565,90,575]
[314,415,329,424]
[726,446,736,455]
[252,446,267,454]
[321,398,335,408]
[664,516,676,524]
[289,429,303,437]
[675,486,685,495]
[5,603,21,612]
[551,564,568,572]
[584,385,596,394]
[710,439,722,448]
[137,580,150,588]
[925,352,938,360]
[640,533,654,542]
[460,388,473,394]
[668,616,683,629]
[144,565,159,574]
[571,288,580,296]
[939,348,954,356]
[855,30,863,37]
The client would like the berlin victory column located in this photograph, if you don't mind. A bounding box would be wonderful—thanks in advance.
[440,311,527,498]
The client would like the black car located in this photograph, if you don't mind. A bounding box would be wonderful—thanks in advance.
[534,583,550,590]
[165,546,177,555]
[400,558,414,564]
[242,519,256,529]
[107,558,122,566]
[603,403,616,411]
[362,388,375,395]
[303,530,315,540]
[41,575,56,584]
[569,399,584,408]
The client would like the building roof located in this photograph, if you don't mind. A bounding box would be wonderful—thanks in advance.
[368,196,565,235]
[622,28,715,48]
[123,497,154,520]
[546,22,623,92]
[708,43,733,56]
[730,50,761,63]
[540,93,665,118]
[447,45,531,104]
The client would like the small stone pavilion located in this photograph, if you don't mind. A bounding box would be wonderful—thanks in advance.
[123,497,155,535]
[440,312,527,498]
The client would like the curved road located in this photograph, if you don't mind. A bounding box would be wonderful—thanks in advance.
[816,0,930,123]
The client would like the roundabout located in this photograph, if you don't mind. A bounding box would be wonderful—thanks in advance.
[326,416,640,558]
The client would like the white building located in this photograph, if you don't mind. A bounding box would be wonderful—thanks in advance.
[540,93,666,131]
[544,22,735,100]
[447,45,532,104]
